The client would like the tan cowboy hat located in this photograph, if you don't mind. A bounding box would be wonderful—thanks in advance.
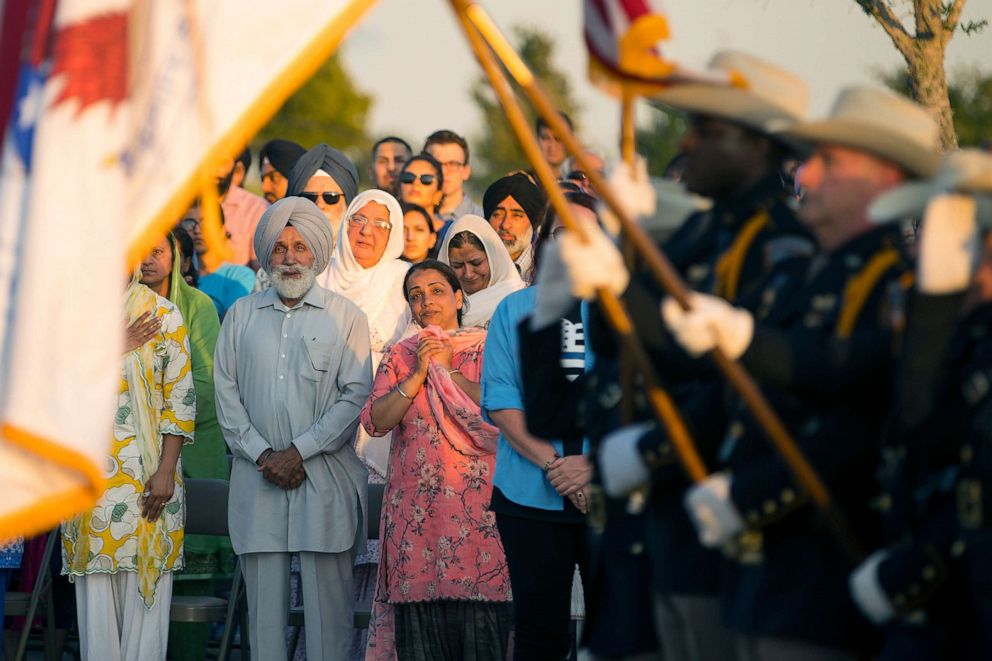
[869,148,992,223]
[779,86,942,179]
[649,50,809,136]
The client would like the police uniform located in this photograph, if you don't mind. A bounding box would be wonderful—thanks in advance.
[699,223,911,657]
[520,176,813,658]
[869,291,992,660]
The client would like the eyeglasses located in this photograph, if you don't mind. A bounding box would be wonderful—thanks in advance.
[179,218,199,231]
[349,214,393,232]
[439,161,466,170]
[551,226,568,240]
[300,191,344,205]
[399,172,437,186]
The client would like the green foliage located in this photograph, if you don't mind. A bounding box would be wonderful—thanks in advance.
[636,107,687,178]
[470,26,581,187]
[252,54,373,174]
[877,65,992,147]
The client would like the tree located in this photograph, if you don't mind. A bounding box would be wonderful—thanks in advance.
[878,65,992,147]
[252,54,372,171]
[855,0,987,149]
[470,26,581,186]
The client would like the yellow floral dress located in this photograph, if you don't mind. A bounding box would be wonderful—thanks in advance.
[62,287,195,608]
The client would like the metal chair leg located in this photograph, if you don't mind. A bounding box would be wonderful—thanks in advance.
[14,532,57,661]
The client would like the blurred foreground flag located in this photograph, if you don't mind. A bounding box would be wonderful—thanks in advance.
[0,0,374,543]
[583,0,732,96]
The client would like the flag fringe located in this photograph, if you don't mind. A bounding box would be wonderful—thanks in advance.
[0,423,106,543]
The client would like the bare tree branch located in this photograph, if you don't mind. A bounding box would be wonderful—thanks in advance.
[855,0,914,57]
[913,0,933,37]
[943,0,969,45]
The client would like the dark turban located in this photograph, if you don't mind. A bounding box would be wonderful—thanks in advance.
[258,139,306,177]
[483,173,545,226]
[254,196,334,273]
[287,143,360,204]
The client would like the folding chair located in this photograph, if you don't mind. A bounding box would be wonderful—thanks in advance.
[288,482,385,659]
[168,478,246,661]
[5,530,58,661]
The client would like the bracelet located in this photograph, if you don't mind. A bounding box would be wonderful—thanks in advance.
[396,383,413,399]
[256,449,274,466]
[447,368,461,376]
[542,452,561,473]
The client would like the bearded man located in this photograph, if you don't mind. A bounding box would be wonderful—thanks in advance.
[483,173,546,282]
[213,196,373,660]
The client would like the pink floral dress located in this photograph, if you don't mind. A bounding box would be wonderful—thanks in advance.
[360,326,511,659]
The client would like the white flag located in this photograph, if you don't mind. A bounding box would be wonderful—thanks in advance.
[0,0,375,543]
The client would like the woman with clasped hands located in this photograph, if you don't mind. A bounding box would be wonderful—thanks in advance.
[361,259,511,661]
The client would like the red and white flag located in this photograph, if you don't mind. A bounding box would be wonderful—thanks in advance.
[0,0,375,543]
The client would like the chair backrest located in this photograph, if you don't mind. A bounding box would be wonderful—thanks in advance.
[367,483,385,540]
[184,478,230,537]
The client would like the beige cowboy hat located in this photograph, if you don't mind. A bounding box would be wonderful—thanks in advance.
[649,50,809,137]
[869,148,992,224]
[778,86,942,179]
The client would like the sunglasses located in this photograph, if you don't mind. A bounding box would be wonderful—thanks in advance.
[400,172,437,186]
[300,191,344,205]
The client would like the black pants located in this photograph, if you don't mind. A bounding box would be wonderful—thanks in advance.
[495,512,590,661]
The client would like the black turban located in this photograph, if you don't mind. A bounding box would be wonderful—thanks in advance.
[287,143,360,204]
[258,139,306,177]
[482,173,546,226]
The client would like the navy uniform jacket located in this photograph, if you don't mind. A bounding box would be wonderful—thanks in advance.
[613,176,814,598]
[697,224,911,651]
[526,174,813,602]
[873,293,992,659]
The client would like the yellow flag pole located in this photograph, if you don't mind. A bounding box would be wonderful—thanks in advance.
[451,1,708,484]
[455,0,864,560]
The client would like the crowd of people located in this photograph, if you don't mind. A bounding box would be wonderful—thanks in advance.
[3,46,992,661]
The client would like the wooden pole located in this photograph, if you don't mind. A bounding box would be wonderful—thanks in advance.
[451,2,707,483]
[454,0,864,559]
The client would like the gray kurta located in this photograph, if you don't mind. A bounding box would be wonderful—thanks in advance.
[214,284,372,555]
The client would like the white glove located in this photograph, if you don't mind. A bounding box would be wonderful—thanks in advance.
[559,224,630,299]
[917,194,979,294]
[532,241,577,330]
[598,423,652,497]
[661,293,754,359]
[607,157,656,220]
[683,471,744,547]
[849,550,896,625]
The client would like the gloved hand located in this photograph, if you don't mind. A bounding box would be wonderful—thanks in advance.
[683,471,744,547]
[917,194,979,294]
[849,549,897,625]
[661,293,754,359]
[531,241,577,330]
[559,224,630,300]
[598,423,652,497]
[607,157,656,220]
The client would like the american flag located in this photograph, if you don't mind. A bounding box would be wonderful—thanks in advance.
[583,0,731,96]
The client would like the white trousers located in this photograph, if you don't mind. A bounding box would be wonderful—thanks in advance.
[74,571,173,661]
[242,551,354,661]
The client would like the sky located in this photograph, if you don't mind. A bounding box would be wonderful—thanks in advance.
[341,0,992,161]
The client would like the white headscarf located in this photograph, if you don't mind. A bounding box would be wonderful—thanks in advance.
[439,214,526,328]
[319,189,412,354]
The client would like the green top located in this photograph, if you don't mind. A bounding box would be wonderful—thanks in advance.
[167,234,231,557]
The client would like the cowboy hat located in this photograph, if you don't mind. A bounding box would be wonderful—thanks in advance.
[779,86,942,179]
[869,148,992,223]
[649,50,808,137]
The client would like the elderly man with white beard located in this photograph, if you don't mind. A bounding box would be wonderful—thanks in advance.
[213,196,373,660]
